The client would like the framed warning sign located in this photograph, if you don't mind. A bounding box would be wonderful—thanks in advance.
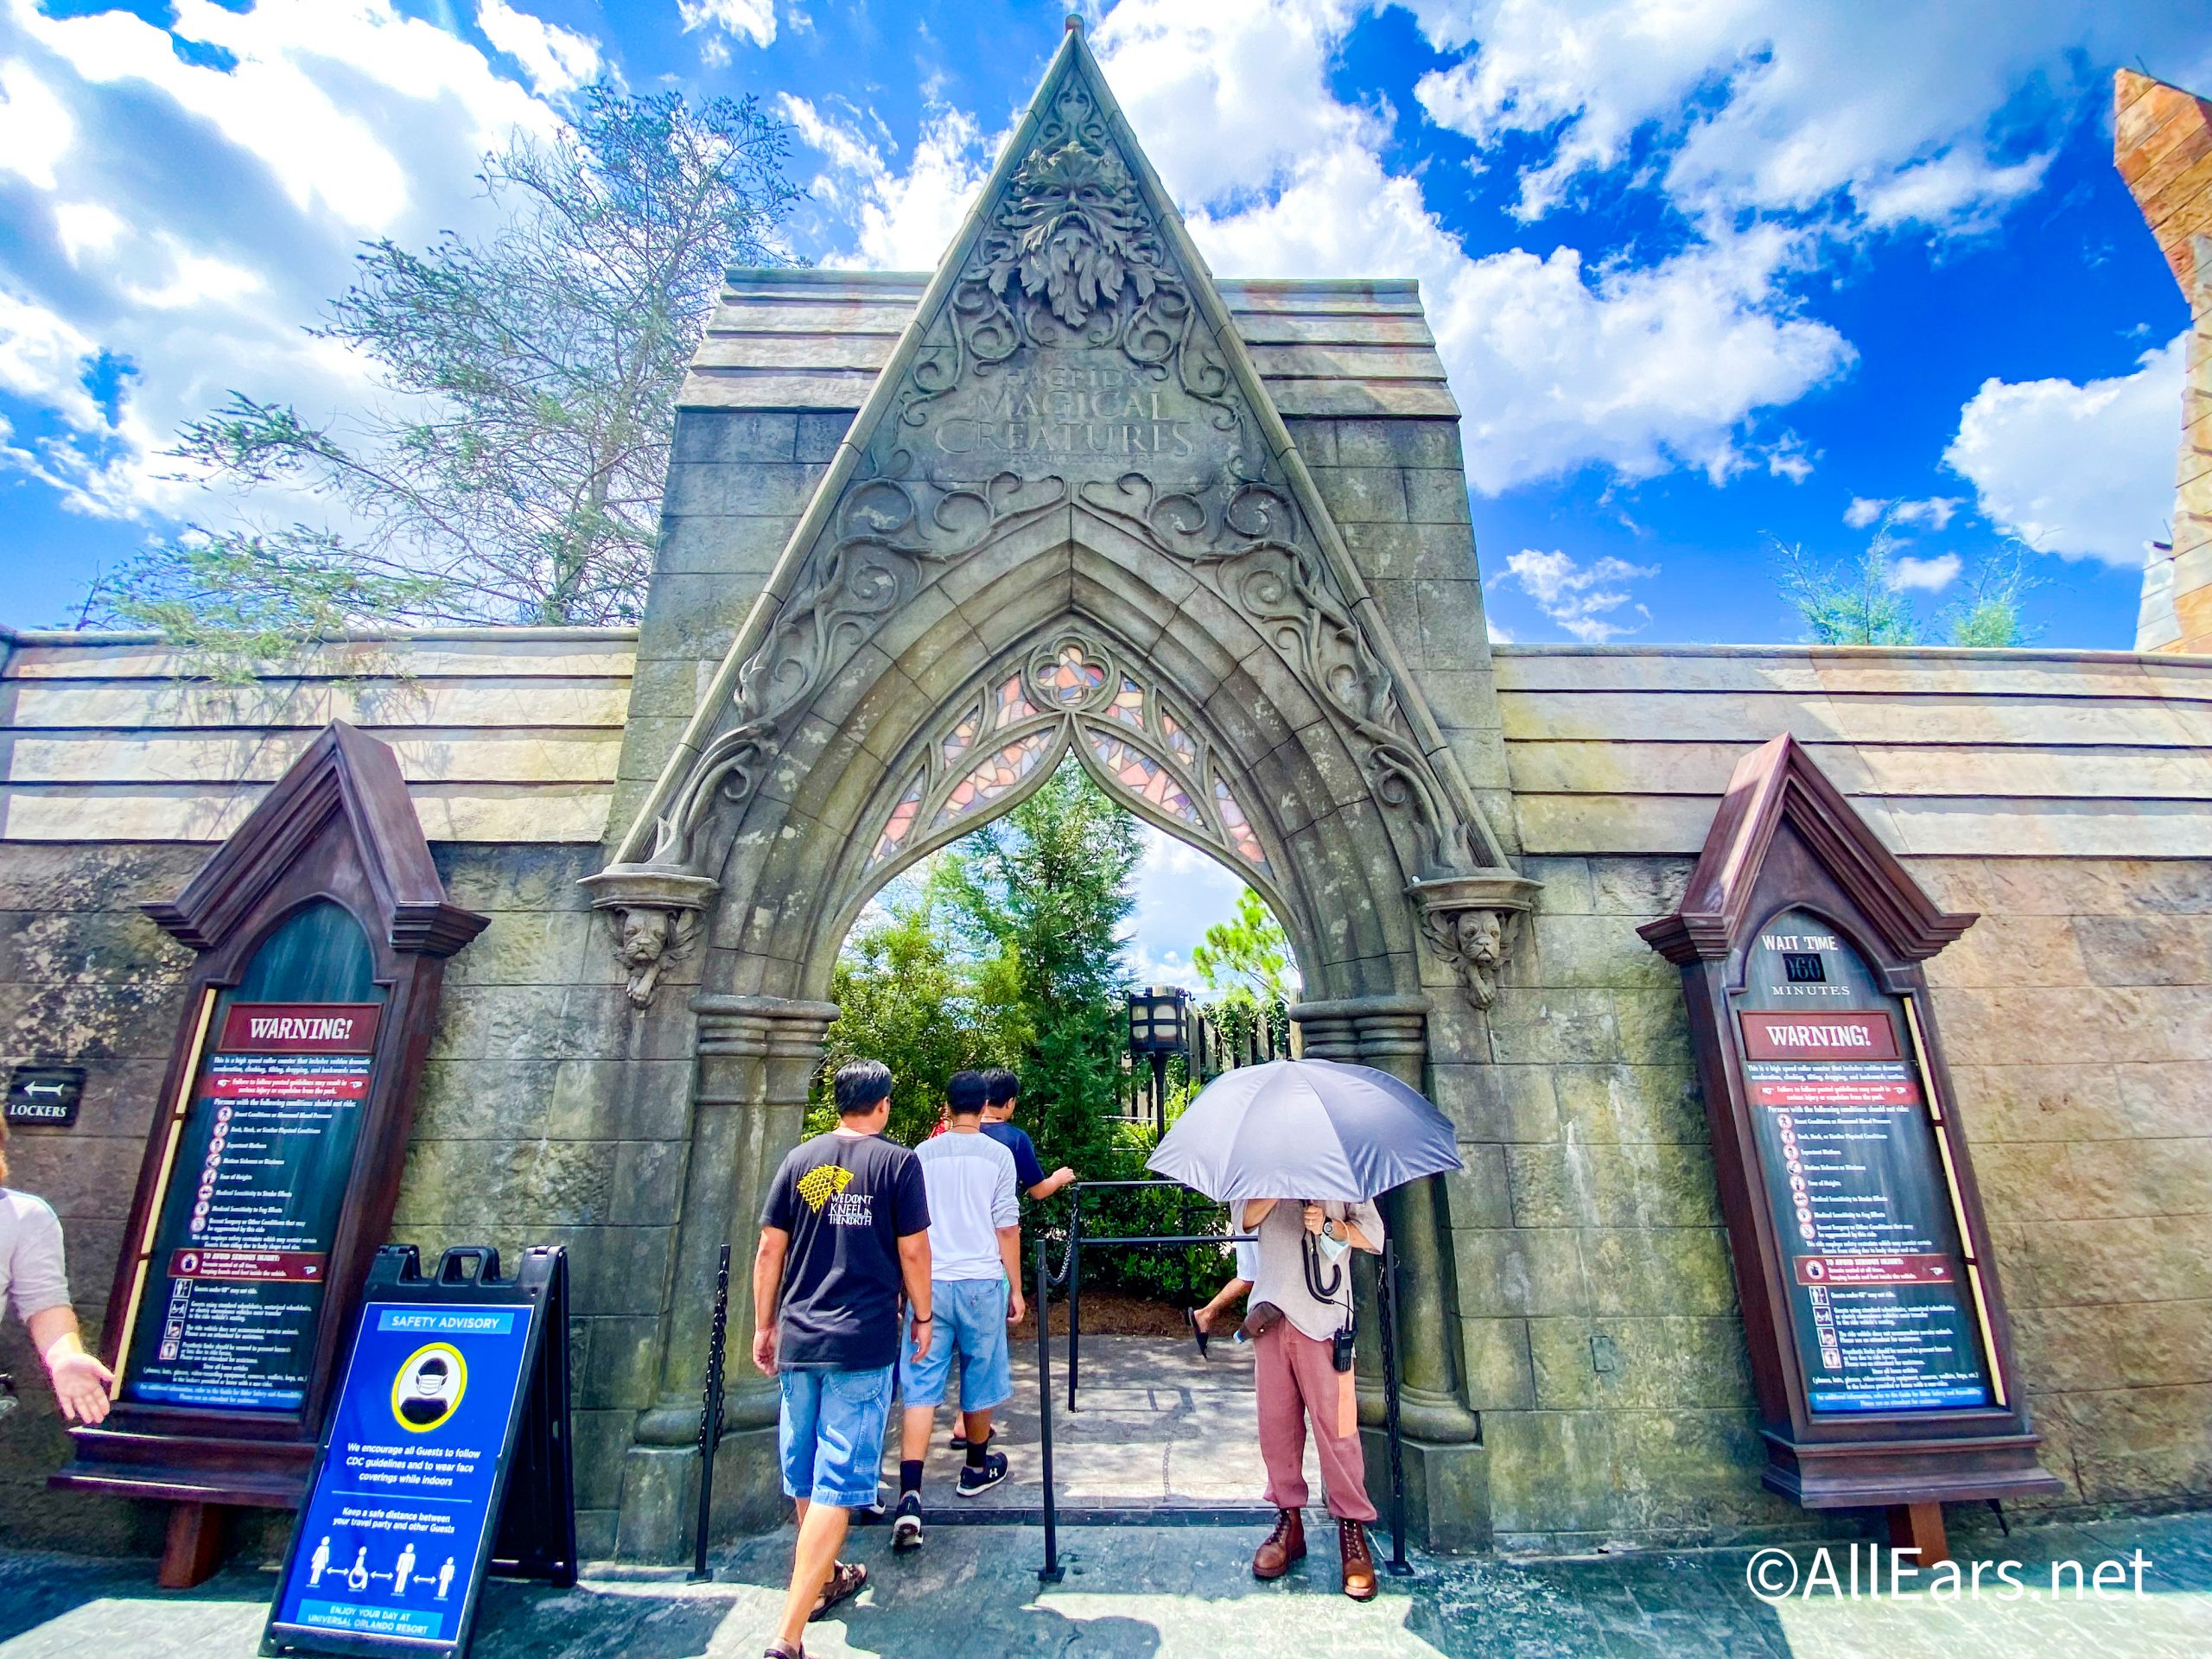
[1640,734,2058,1543]
[53,723,486,1587]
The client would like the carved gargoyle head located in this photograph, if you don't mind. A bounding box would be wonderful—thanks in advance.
[581,863,720,1010]
[1406,872,1540,1015]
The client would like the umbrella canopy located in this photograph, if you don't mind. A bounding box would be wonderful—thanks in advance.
[1145,1058,1462,1205]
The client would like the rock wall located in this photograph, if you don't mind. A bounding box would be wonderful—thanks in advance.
[1476,645,2212,1548]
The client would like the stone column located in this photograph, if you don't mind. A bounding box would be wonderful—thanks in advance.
[1293,993,1490,1553]
[615,993,837,1562]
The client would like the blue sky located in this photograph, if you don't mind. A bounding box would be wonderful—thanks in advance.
[0,0,2205,977]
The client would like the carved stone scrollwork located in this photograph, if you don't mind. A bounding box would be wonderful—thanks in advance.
[1408,872,1542,1013]
[581,866,720,1009]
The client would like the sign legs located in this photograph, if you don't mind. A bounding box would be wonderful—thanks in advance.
[159,1501,226,1590]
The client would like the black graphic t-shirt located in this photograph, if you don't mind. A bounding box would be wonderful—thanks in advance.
[760,1129,931,1370]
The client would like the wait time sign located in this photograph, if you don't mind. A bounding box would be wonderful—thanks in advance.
[1641,734,2061,1514]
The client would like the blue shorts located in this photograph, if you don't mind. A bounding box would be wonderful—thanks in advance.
[902,1278,1013,1411]
[778,1363,894,1510]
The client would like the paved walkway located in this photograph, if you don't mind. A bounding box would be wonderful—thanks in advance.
[5,1510,2210,1656]
[892,1332,1297,1516]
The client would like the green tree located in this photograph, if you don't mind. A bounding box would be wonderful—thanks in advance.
[93,84,801,662]
[816,883,1025,1146]
[1190,886,1293,1001]
[936,760,1143,1181]
[1770,525,1920,645]
[1771,519,2041,649]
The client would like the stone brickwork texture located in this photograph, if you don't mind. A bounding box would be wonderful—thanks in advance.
[2115,69,2212,655]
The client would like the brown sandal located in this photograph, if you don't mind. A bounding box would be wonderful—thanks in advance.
[810,1559,866,1622]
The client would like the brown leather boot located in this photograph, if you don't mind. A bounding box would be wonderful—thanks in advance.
[1251,1507,1306,1580]
[1338,1518,1376,1601]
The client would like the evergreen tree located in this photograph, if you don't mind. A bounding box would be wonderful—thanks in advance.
[935,760,1142,1179]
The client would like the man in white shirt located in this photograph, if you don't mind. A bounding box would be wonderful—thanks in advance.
[891,1071,1022,1549]
[0,1119,113,1426]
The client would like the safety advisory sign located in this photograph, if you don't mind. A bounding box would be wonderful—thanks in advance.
[1738,910,1992,1414]
[265,1245,573,1659]
[124,1001,383,1411]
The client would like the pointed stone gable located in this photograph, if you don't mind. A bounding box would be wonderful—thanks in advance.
[612,22,1515,899]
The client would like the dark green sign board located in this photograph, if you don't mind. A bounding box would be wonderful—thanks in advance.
[123,902,388,1414]
[1738,907,1992,1414]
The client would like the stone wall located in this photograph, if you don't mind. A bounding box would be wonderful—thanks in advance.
[1476,645,2212,1548]
[0,630,646,1557]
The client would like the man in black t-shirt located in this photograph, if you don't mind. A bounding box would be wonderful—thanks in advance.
[753,1060,931,1658]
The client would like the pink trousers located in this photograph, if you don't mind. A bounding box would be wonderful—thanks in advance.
[1254,1321,1377,1522]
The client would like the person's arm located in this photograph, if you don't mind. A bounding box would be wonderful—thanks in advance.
[995,1224,1027,1324]
[1241,1198,1281,1230]
[1026,1166,1075,1202]
[897,1231,934,1359]
[1309,1200,1382,1255]
[751,1226,790,1376]
[25,1306,112,1426]
[994,1154,1026,1323]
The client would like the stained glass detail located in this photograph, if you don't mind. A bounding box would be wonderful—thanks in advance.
[1040,643,1108,705]
[934,731,1055,829]
[1159,709,1197,767]
[1213,776,1271,874]
[1107,677,1146,730]
[1087,731,1204,827]
[992,674,1038,728]
[940,699,982,766]
[870,773,926,868]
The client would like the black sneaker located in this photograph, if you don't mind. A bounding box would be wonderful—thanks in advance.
[891,1491,924,1551]
[957,1451,1009,1497]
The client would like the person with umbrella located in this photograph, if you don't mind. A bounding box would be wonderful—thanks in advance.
[1149,1057,1465,1602]
[1237,1191,1383,1599]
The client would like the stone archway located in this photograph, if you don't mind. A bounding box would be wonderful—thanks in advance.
[586,22,1539,1559]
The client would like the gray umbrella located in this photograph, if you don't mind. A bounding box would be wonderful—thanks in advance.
[1144,1058,1462,1204]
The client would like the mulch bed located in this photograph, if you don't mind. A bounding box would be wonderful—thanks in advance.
[1010,1292,1209,1339]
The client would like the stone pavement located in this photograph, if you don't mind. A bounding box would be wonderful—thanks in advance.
[892,1332,1292,1514]
[5,1510,2211,1657]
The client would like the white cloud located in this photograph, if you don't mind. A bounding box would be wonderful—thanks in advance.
[477,0,601,97]
[1405,1,2206,238]
[0,0,557,528]
[1890,552,1961,593]
[1122,821,1267,991]
[1846,494,1961,531]
[1500,547,1658,642]
[779,94,995,270]
[1944,334,2186,565]
[678,0,777,56]
[0,56,73,190]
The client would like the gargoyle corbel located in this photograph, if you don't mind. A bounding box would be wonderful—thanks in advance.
[1407,872,1541,1013]
[580,865,721,1009]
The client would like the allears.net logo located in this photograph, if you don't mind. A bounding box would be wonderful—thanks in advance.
[1746,1543,2154,1603]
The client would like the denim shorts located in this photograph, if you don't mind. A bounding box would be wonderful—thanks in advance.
[778,1363,894,1509]
[901,1278,1013,1411]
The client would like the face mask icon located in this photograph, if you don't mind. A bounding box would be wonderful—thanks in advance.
[391,1344,467,1433]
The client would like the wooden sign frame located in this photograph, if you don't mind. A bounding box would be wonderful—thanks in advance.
[52,721,486,1585]
[1639,734,2060,1539]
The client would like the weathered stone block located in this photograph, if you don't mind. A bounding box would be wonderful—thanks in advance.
[1551,1063,1705,1145]
[1431,1060,1560,1142]
[671,410,798,465]
[1460,1315,1537,1409]
[1404,467,1473,525]
[1306,463,1408,523]
[1453,1224,1584,1316]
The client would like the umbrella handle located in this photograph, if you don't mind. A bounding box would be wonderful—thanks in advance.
[1302,1230,1343,1301]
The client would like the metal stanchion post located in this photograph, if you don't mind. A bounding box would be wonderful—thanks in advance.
[1066,1194,1083,1413]
[1377,1232,1412,1576]
[1036,1237,1063,1584]
[688,1243,732,1584]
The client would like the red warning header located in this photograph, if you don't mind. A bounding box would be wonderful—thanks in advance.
[217,1002,382,1055]
[1739,1010,1899,1062]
